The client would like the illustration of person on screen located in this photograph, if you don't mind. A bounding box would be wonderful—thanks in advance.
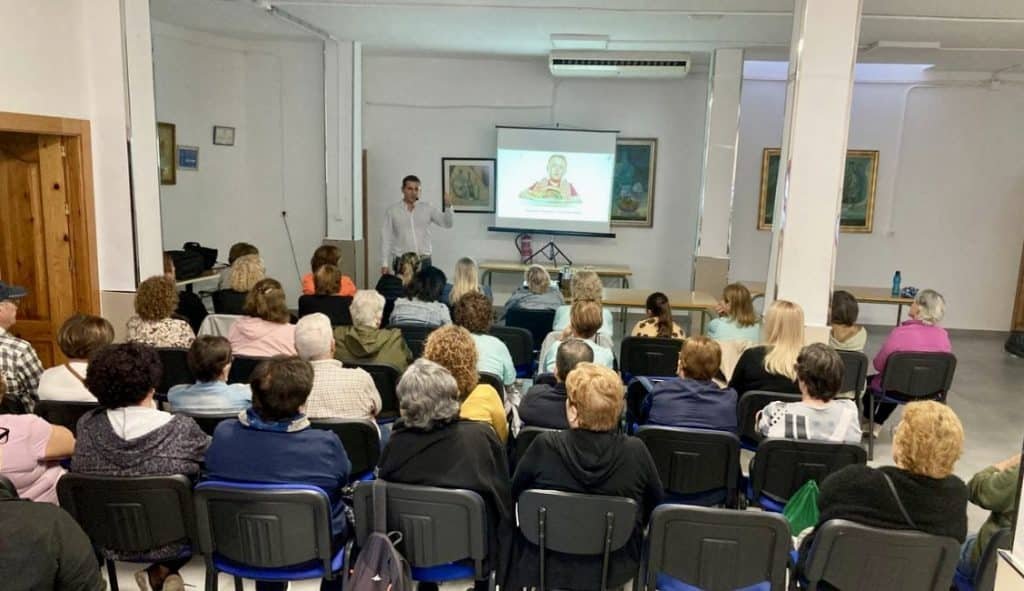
[519,154,580,202]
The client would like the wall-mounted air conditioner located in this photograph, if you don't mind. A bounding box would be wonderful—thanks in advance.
[549,51,690,79]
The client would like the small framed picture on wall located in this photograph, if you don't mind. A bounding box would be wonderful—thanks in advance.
[157,122,176,185]
[441,157,496,213]
[178,145,199,170]
[213,125,235,146]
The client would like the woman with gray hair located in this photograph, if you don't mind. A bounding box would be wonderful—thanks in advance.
[864,288,952,430]
[378,359,514,590]
[501,264,564,320]
[333,290,413,372]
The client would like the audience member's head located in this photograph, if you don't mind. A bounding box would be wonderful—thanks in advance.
[228,242,259,265]
[408,267,446,303]
[398,358,460,429]
[568,300,603,340]
[762,299,804,380]
[58,314,115,361]
[525,265,552,295]
[912,289,946,325]
[449,257,483,304]
[722,283,758,327]
[570,270,603,303]
[351,290,385,329]
[394,252,421,287]
[0,282,26,331]
[795,343,843,401]
[187,336,233,382]
[555,338,593,383]
[453,292,493,334]
[294,313,334,361]
[423,324,478,397]
[679,336,721,381]
[830,290,859,327]
[230,254,266,293]
[314,264,342,295]
[243,278,290,324]
[134,275,179,321]
[310,244,341,274]
[565,363,623,432]
[893,401,963,479]
[86,343,162,409]
[249,356,314,422]
[644,292,674,337]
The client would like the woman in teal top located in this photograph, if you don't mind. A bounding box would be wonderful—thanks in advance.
[706,283,762,342]
[552,269,614,339]
[453,292,517,387]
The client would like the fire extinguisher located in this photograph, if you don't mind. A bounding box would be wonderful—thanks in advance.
[519,234,532,263]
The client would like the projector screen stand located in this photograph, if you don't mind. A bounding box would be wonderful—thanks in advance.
[524,240,573,267]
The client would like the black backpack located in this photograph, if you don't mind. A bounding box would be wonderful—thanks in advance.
[349,481,413,591]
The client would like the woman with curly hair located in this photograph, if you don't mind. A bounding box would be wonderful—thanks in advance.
[214,253,265,315]
[227,278,296,357]
[551,269,614,339]
[126,275,195,348]
[453,292,515,388]
[423,325,507,443]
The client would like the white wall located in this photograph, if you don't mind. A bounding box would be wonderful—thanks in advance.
[153,22,325,301]
[732,79,1024,330]
[363,55,708,297]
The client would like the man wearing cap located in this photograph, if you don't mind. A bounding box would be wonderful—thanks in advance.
[0,282,43,413]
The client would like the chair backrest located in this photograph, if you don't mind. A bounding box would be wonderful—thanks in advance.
[0,474,18,498]
[620,337,683,379]
[505,308,556,352]
[478,372,504,399]
[517,489,637,555]
[157,347,194,395]
[641,505,791,591]
[174,411,237,436]
[211,289,247,315]
[388,324,436,359]
[343,361,401,419]
[749,438,867,504]
[974,528,1012,591]
[735,390,802,448]
[194,481,335,571]
[837,350,869,395]
[636,426,740,497]
[352,481,489,578]
[57,473,196,555]
[197,313,242,337]
[879,352,957,398]
[34,400,99,436]
[489,325,534,375]
[309,419,381,478]
[227,355,266,384]
[514,426,557,466]
[803,519,960,591]
[298,295,354,326]
[624,377,667,426]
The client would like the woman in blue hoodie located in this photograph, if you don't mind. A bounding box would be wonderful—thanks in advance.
[642,336,738,433]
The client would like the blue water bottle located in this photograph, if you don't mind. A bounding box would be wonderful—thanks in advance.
[891,270,902,297]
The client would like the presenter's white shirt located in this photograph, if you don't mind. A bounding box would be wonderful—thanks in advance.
[381,200,453,267]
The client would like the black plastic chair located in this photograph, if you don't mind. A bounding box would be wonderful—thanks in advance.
[34,400,99,436]
[57,474,197,591]
[211,289,247,315]
[309,418,381,479]
[490,325,534,377]
[505,308,556,354]
[637,426,740,508]
[955,528,1012,591]
[389,324,436,359]
[478,372,505,400]
[343,361,401,420]
[227,355,266,384]
[619,337,683,381]
[514,426,558,466]
[639,505,791,591]
[735,390,802,450]
[298,294,353,326]
[748,438,867,512]
[174,411,237,436]
[866,351,957,459]
[353,481,495,587]
[837,350,869,398]
[802,519,960,591]
[156,347,194,395]
[0,474,18,498]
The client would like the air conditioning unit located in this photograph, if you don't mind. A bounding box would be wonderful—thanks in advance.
[549,51,690,79]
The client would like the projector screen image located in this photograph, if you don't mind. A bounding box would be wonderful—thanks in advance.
[495,126,617,235]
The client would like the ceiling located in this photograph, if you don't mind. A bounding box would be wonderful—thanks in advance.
[150,0,1024,72]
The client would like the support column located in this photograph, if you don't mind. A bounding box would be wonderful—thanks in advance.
[764,0,863,342]
[693,48,744,297]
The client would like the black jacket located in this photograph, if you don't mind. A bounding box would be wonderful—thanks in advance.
[518,382,569,429]
[728,346,801,396]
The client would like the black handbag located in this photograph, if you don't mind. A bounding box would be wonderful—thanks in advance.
[183,241,218,270]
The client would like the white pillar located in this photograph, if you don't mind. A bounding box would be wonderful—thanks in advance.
[325,40,362,241]
[764,0,863,342]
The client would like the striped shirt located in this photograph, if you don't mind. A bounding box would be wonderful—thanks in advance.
[0,328,43,412]
[757,399,861,444]
[304,359,381,421]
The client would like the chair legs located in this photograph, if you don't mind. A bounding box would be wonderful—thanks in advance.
[233,576,244,591]
[105,560,119,591]
[867,392,875,461]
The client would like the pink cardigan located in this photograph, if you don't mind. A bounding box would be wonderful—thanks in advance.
[870,319,952,389]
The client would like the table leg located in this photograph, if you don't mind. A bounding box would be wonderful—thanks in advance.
[620,305,628,337]
[483,270,492,290]
[896,304,903,325]
[622,276,629,288]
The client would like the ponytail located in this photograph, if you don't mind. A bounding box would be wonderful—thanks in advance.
[645,292,673,338]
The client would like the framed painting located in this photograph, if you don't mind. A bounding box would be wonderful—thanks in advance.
[611,138,657,227]
[442,157,496,213]
[157,122,176,185]
[758,147,879,233]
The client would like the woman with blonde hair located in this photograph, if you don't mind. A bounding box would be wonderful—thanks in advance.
[540,300,615,373]
[126,275,195,348]
[227,278,296,356]
[707,283,761,342]
[552,269,614,338]
[501,264,563,318]
[728,299,803,396]
[442,257,493,305]
[213,253,266,315]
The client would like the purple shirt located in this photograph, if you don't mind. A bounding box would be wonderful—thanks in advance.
[871,319,952,389]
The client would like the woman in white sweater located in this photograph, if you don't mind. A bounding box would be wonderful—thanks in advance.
[38,314,114,402]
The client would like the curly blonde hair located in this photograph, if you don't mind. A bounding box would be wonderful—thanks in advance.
[571,270,603,302]
[423,324,478,398]
[893,401,963,479]
[134,275,179,321]
[230,254,266,292]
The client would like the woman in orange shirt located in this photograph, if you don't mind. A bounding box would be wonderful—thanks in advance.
[301,244,356,296]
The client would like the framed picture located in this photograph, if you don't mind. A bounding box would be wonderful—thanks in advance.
[157,122,176,185]
[611,138,658,227]
[177,145,199,170]
[212,125,235,146]
[441,157,496,213]
[758,147,879,233]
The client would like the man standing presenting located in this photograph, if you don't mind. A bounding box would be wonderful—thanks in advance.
[0,282,43,413]
[380,175,453,275]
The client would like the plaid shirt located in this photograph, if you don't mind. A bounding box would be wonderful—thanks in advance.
[305,359,381,421]
[0,327,44,412]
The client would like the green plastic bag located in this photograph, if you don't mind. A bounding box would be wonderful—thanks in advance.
[783,480,820,535]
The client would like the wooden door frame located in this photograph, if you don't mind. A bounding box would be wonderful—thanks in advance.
[0,111,101,315]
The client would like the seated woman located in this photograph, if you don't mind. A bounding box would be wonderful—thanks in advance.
[167,336,252,414]
[126,275,195,349]
[227,278,297,356]
[631,291,685,339]
[706,283,761,342]
[453,292,516,390]
[301,244,357,297]
[204,357,351,591]
[958,453,1020,581]
[38,314,113,402]
[441,257,492,305]
[423,325,507,443]
[501,264,564,319]
[756,343,861,444]
[298,264,354,326]
[797,401,967,577]
[540,300,615,374]
[728,300,803,396]
[163,252,207,333]
[214,253,265,315]
[0,374,75,503]
[390,266,451,327]
[334,290,413,372]
[378,359,513,591]
[552,270,614,339]
[865,289,952,428]
[72,343,210,591]
[829,290,866,351]
[375,251,419,326]
[509,363,663,590]
[642,336,736,432]
[217,242,259,290]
